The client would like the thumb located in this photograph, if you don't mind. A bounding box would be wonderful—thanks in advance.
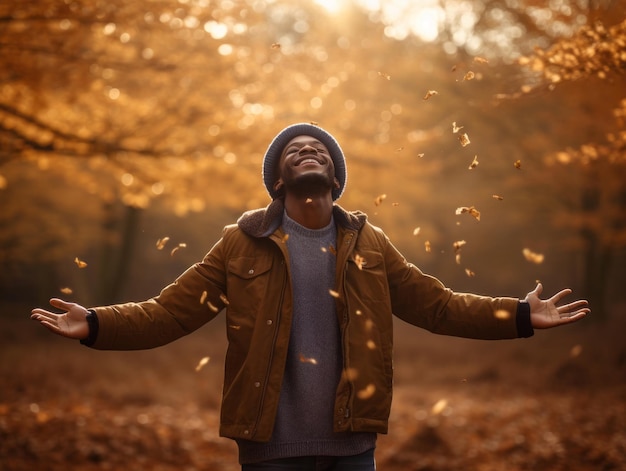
[525,283,542,303]
[49,298,73,312]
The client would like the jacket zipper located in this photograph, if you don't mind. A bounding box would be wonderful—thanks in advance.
[340,231,356,426]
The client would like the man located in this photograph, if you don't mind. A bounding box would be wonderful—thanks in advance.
[31,122,589,471]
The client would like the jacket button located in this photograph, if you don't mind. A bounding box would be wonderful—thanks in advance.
[244,430,249,435]
[248,269,254,275]
[254,382,261,388]
[266,319,273,326]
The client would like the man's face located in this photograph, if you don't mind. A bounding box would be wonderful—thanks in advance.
[275,135,337,197]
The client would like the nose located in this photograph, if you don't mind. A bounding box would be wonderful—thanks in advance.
[299,144,317,154]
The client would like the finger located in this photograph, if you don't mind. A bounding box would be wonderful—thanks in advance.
[547,288,573,305]
[557,311,587,324]
[31,311,60,322]
[31,308,59,318]
[49,298,72,311]
[557,300,589,314]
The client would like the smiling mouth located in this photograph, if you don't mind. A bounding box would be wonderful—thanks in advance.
[296,157,322,166]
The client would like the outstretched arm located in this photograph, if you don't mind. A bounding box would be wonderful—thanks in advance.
[31,298,90,340]
[525,283,590,329]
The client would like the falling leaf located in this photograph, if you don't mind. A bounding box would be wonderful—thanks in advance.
[219,293,230,305]
[156,237,170,250]
[469,155,479,169]
[514,160,522,169]
[207,301,219,312]
[328,244,337,256]
[271,43,281,49]
[329,289,340,298]
[299,353,318,365]
[355,310,363,316]
[60,287,73,295]
[305,198,313,203]
[458,133,471,147]
[74,257,88,268]
[431,398,448,415]
[455,253,461,265]
[366,340,376,350]
[354,254,365,270]
[281,233,290,243]
[378,71,391,80]
[228,324,241,330]
[195,356,210,372]
[453,240,467,252]
[412,227,421,236]
[463,71,475,81]
[452,122,463,133]
[492,194,504,200]
[357,384,376,399]
[425,241,431,252]
[374,194,387,206]
[495,309,511,320]
[170,243,187,256]
[200,291,208,304]
[396,146,404,152]
[455,206,481,221]
[474,56,489,64]
[523,248,544,264]
[417,153,425,158]
[309,121,319,126]
[570,344,583,358]
[423,90,438,100]
[392,202,399,206]
[465,268,475,277]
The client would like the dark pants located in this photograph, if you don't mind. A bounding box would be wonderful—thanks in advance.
[241,448,376,471]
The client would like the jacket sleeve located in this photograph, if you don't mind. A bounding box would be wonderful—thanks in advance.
[382,232,533,340]
[86,232,230,351]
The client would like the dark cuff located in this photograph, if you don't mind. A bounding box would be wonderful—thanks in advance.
[80,309,99,346]
[516,301,534,338]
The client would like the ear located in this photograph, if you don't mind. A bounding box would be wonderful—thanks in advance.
[273,179,284,192]
[333,177,340,190]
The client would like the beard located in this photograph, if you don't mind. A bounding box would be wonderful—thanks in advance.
[281,171,334,199]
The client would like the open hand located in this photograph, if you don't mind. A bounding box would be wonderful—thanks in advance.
[31,298,90,340]
[525,283,590,329]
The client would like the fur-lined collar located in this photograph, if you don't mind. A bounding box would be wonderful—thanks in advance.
[237,198,367,238]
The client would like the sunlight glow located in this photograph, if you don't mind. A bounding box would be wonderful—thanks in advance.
[314,0,344,14]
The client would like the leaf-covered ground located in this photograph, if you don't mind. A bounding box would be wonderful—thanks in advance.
[1,304,625,471]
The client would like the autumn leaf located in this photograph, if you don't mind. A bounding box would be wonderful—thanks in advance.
[207,301,219,312]
[458,133,471,147]
[431,398,448,415]
[465,268,475,277]
[474,56,489,64]
[200,291,207,304]
[329,289,340,298]
[514,160,522,169]
[74,257,88,268]
[492,194,504,200]
[281,233,290,243]
[378,71,391,80]
[299,353,318,365]
[463,71,475,81]
[469,155,479,169]
[156,237,170,250]
[374,194,387,206]
[456,206,481,221]
[452,122,463,133]
[423,90,438,100]
[424,240,431,252]
[195,356,210,372]
[412,227,421,236]
[60,287,73,295]
[357,384,376,400]
[495,309,511,320]
[354,254,365,270]
[523,248,544,264]
[170,242,187,256]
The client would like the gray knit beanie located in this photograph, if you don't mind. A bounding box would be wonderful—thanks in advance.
[262,123,347,201]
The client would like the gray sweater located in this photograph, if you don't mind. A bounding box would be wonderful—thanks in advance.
[237,212,376,463]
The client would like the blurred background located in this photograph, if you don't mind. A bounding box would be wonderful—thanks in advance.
[1,0,625,470]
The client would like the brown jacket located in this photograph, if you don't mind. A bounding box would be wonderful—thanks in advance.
[89,199,526,442]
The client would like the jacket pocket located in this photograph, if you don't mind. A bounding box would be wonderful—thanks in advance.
[226,255,274,316]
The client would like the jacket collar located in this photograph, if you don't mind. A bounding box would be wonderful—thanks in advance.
[237,198,367,238]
